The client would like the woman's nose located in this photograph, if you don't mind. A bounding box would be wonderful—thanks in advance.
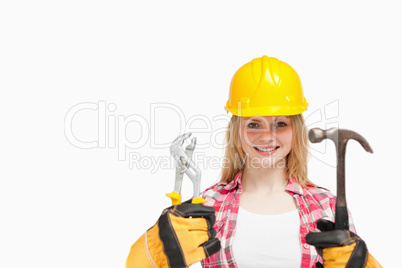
[258,127,276,141]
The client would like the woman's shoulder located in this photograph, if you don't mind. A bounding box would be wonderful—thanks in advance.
[201,179,237,206]
[305,185,335,198]
[302,184,337,208]
[288,177,336,203]
[201,182,226,200]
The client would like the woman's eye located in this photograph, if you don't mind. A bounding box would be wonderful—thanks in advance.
[274,121,287,128]
[247,123,259,128]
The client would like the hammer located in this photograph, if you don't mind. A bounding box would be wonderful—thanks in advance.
[308,127,373,230]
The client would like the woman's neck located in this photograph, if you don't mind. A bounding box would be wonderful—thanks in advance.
[241,165,288,194]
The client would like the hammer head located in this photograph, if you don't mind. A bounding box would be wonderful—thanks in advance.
[308,128,327,143]
[308,127,373,153]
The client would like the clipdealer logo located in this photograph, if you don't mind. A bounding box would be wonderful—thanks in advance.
[64,100,340,171]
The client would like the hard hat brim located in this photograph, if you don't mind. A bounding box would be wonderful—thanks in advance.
[225,100,308,117]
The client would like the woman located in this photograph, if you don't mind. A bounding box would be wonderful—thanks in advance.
[126,56,381,268]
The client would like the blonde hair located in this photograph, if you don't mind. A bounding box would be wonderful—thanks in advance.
[220,114,314,188]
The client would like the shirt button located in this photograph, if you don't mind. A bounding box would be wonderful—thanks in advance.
[304,244,310,249]
[301,224,307,229]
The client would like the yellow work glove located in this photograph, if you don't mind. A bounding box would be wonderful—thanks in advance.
[306,219,382,268]
[126,201,221,268]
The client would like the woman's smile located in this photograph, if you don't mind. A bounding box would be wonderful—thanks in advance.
[253,146,280,155]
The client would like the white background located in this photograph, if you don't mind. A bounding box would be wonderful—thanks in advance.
[1,1,401,267]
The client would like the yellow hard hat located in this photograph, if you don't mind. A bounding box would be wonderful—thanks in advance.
[225,56,308,116]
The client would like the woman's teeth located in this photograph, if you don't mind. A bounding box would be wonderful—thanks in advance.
[254,146,278,152]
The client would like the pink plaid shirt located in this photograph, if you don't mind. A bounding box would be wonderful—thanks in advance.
[200,171,356,268]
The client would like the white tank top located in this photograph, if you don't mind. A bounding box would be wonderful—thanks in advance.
[232,207,302,267]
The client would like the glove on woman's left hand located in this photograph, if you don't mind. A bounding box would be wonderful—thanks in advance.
[306,219,382,268]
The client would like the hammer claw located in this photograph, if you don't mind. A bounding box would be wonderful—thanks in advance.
[353,134,374,154]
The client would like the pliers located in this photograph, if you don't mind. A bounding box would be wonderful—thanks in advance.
[166,133,207,205]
